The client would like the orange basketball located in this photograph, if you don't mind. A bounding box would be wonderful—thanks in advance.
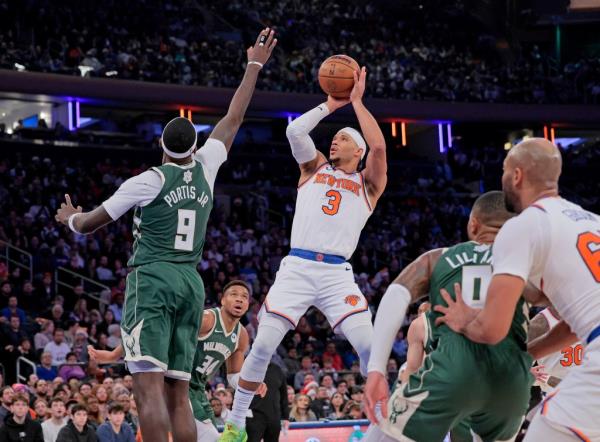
[318,55,359,98]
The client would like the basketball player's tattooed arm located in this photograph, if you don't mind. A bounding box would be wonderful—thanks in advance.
[393,248,445,302]
[350,67,387,204]
[55,194,113,234]
[226,327,267,397]
[209,28,277,152]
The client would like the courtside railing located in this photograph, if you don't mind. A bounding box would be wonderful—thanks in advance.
[0,240,33,281]
[55,267,111,307]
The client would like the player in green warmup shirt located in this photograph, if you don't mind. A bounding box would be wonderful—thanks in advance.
[363,191,547,442]
[89,280,266,442]
[55,28,277,442]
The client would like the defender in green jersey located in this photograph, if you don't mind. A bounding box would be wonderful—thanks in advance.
[89,281,266,442]
[364,191,546,442]
[55,28,278,442]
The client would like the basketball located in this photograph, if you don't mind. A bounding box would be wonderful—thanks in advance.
[318,54,360,98]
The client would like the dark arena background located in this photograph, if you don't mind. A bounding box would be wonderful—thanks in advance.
[1,0,600,441]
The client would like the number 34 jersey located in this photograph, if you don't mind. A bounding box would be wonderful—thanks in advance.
[429,241,529,348]
[290,163,373,260]
[191,307,242,389]
[128,160,213,267]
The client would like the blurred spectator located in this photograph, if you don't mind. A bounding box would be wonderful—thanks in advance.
[0,387,14,422]
[34,321,55,352]
[96,403,135,442]
[57,353,86,382]
[288,394,317,422]
[210,398,227,427]
[42,398,68,442]
[44,329,70,367]
[56,404,98,442]
[1,297,26,324]
[309,387,332,419]
[327,392,346,420]
[293,356,318,391]
[0,394,43,442]
[322,342,343,371]
[36,353,58,381]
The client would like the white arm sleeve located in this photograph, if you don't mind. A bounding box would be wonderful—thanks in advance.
[102,170,163,220]
[492,209,550,281]
[285,103,330,164]
[193,138,227,195]
[367,284,412,374]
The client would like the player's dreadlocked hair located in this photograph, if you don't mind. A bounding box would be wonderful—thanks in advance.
[471,190,515,228]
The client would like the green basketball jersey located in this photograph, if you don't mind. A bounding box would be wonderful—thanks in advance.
[128,161,213,267]
[429,241,529,348]
[190,307,242,390]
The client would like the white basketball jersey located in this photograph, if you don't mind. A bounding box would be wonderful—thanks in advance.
[536,308,583,393]
[290,163,373,259]
[524,198,600,341]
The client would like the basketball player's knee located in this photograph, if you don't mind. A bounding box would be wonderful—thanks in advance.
[241,318,290,383]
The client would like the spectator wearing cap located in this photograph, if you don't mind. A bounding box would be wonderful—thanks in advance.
[36,352,58,381]
[96,403,135,442]
[44,329,70,367]
[1,296,26,324]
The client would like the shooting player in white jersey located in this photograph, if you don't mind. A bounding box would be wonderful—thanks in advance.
[220,67,388,441]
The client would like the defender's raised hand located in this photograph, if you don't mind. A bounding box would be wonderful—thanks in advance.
[247,28,277,67]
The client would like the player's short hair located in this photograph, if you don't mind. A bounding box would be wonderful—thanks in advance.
[471,191,514,228]
[222,280,251,296]
[161,117,197,157]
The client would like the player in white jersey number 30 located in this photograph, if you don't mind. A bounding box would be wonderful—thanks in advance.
[436,138,600,442]
[219,67,388,441]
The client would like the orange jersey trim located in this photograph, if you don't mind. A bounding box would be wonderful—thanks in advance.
[541,389,558,416]
[568,427,591,442]
[298,162,329,189]
[263,299,297,328]
[359,172,373,211]
[332,303,369,331]
[531,203,547,213]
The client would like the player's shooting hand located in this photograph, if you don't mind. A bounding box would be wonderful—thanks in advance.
[364,371,389,424]
[55,194,82,226]
[350,66,367,103]
[326,95,350,113]
[256,382,268,398]
[247,28,277,67]
[434,283,479,333]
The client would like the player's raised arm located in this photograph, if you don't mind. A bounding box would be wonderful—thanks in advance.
[55,194,113,234]
[285,95,349,183]
[364,248,444,423]
[351,67,387,204]
[401,315,427,384]
[209,28,277,152]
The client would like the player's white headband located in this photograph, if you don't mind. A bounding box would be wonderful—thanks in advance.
[160,117,198,159]
[339,127,367,160]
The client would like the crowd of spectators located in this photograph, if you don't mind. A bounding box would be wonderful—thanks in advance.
[1,0,599,104]
[1,133,599,434]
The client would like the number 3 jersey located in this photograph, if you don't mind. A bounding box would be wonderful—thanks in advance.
[191,307,242,389]
[290,163,373,260]
[429,241,529,348]
[492,197,600,342]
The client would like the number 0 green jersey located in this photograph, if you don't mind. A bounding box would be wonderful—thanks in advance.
[429,241,529,349]
[128,161,213,267]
